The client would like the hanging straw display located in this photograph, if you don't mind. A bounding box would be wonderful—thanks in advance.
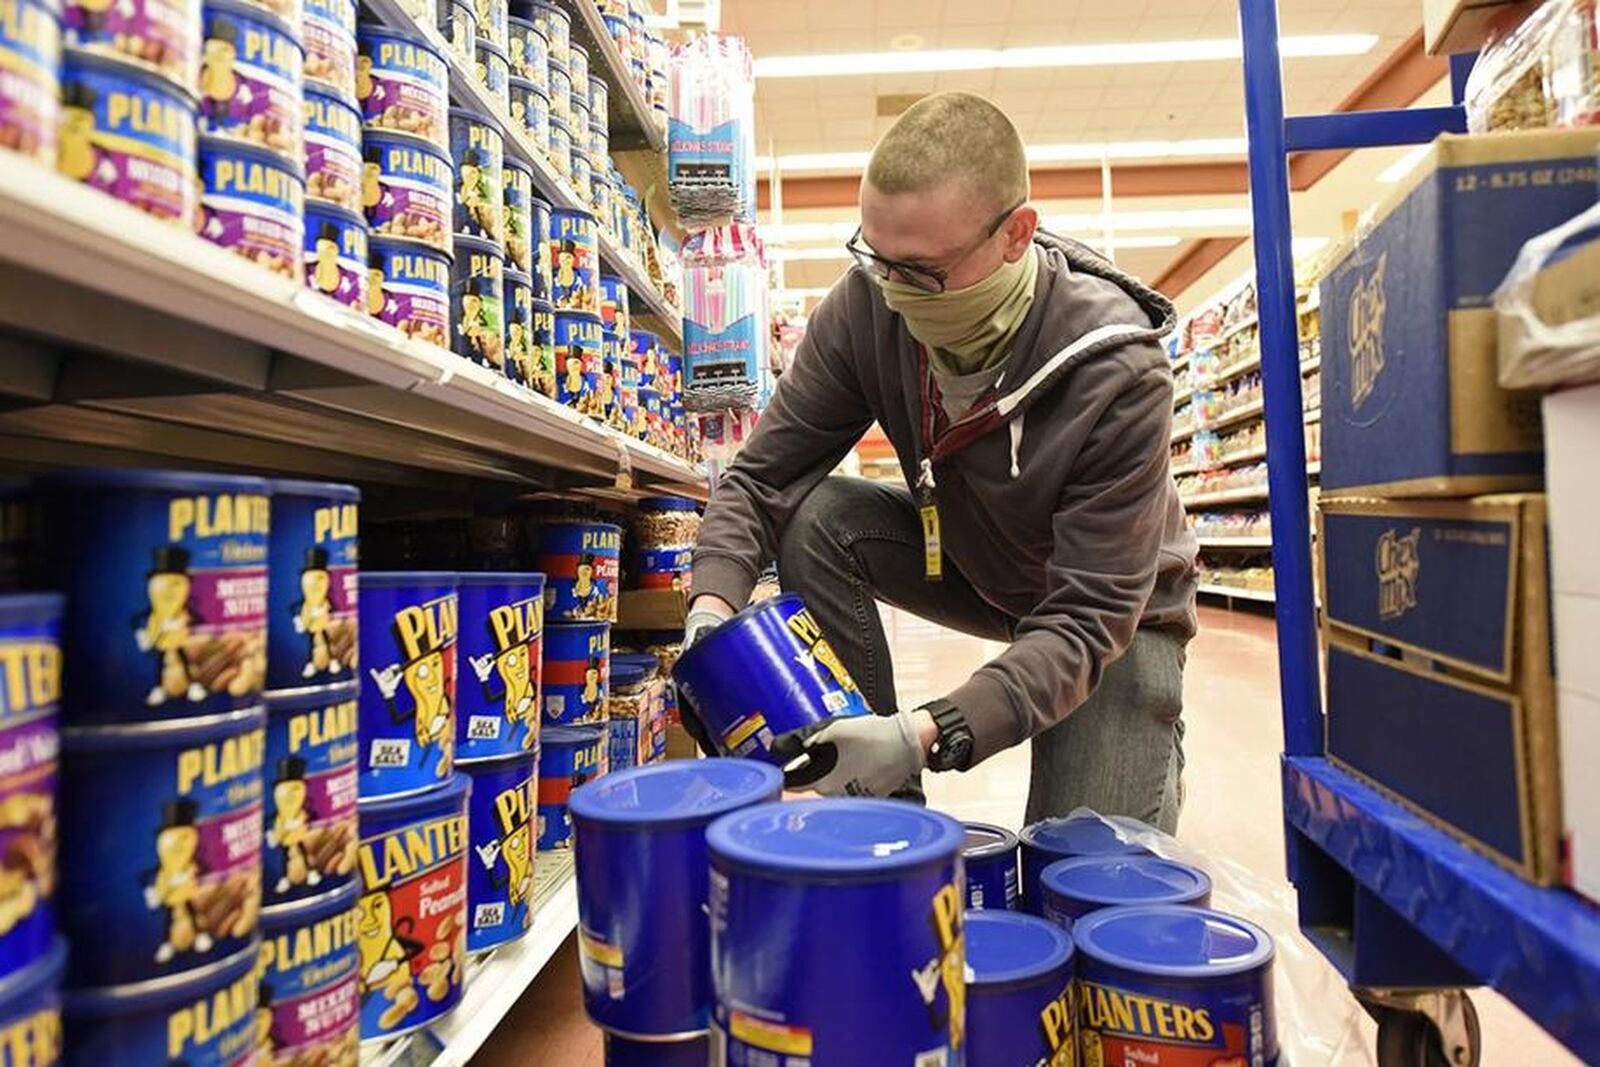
[682,223,770,412]
[667,35,756,228]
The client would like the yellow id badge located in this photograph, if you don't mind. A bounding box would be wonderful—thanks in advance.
[920,502,943,581]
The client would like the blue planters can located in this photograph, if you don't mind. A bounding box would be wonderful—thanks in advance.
[965,911,1075,1067]
[1040,854,1211,932]
[671,595,870,777]
[534,519,619,623]
[456,572,545,760]
[358,572,458,798]
[536,724,604,850]
[607,717,638,773]
[540,621,608,726]
[62,942,258,1067]
[0,594,61,987]
[258,882,360,1066]
[263,683,360,908]
[1018,812,1149,915]
[59,708,266,990]
[963,821,1019,912]
[459,754,536,951]
[707,799,966,1066]
[571,759,781,1040]
[603,1032,707,1066]
[1074,905,1278,1067]
[0,937,64,1067]
[355,774,469,1042]
[266,480,359,696]
[41,470,270,725]
[553,310,606,422]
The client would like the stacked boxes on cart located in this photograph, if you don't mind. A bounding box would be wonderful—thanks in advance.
[0,470,696,1060]
[0,0,696,461]
[1317,126,1600,888]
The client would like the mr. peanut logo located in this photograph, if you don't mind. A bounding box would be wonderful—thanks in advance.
[1376,526,1422,620]
[1348,251,1388,410]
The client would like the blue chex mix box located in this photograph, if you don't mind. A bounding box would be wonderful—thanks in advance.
[1319,495,1559,883]
[1320,129,1600,496]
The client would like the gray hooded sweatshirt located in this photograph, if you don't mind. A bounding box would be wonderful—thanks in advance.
[691,232,1200,765]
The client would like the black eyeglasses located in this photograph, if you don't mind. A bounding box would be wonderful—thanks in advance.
[846,201,1024,293]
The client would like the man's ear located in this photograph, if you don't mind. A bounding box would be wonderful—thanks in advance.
[1004,205,1039,261]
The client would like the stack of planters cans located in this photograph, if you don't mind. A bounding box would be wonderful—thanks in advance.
[549,205,604,420]
[36,470,273,1066]
[598,272,630,431]
[301,0,366,309]
[529,511,617,851]
[447,105,507,374]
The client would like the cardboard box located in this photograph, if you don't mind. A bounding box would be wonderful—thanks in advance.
[1320,129,1600,497]
[617,588,688,631]
[1424,0,1527,54]
[1319,495,1560,882]
[1544,383,1600,898]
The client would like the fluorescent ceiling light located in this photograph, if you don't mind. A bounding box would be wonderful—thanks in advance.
[1377,143,1432,183]
[756,138,1250,174]
[753,35,1377,78]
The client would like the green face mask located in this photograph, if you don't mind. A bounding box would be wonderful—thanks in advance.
[878,248,1039,374]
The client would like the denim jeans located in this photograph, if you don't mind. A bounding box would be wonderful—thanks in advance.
[778,476,1186,832]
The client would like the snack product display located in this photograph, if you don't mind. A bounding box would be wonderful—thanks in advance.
[62,0,199,90]
[504,268,537,389]
[459,753,535,951]
[553,309,604,416]
[303,201,369,307]
[548,206,597,311]
[367,235,449,346]
[300,0,356,101]
[529,191,551,298]
[0,0,61,164]
[198,135,305,280]
[356,572,456,799]
[500,153,532,272]
[469,0,502,51]
[507,74,548,156]
[456,572,543,759]
[505,15,544,91]
[540,620,609,725]
[199,0,303,158]
[474,37,506,109]
[303,86,362,211]
[515,0,565,69]
[0,940,63,1067]
[530,296,556,398]
[355,773,468,1041]
[435,0,471,64]
[57,48,199,226]
[262,685,358,907]
[546,58,568,131]
[535,723,604,850]
[447,106,501,243]
[257,881,360,1067]
[361,129,450,252]
[58,707,266,988]
[355,24,446,152]
[449,234,505,369]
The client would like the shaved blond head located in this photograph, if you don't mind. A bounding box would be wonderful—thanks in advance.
[865,91,1030,215]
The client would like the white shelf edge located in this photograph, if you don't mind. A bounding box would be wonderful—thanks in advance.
[1197,536,1274,548]
[1181,485,1270,508]
[1218,313,1259,343]
[1198,582,1276,603]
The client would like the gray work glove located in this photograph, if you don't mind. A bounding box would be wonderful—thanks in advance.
[801,710,927,797]
[683,605,727,651]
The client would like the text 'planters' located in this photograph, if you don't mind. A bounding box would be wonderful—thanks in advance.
[358,572,457,798]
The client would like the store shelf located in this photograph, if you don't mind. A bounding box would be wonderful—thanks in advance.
[1305,407,1322,425]
[1171,423,1198,445]
[0,152,705,499]
[1198,583,1275,602]
[562,0,665,153]
[1218,313,1259,342]
[1171,462,1196,477]
[1217,445,1269,467]
[1170,352,1191,376]
[1301,355,1320,375]
[1197,536,1274,548]
[362,0,682,347]
[1182,484,1270,508]
[364,852,580,1067]
[1284,757,1600,1062]
[1174,384,1195,405]
[1203,397,1267,433]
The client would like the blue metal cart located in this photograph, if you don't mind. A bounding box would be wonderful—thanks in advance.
[1238,2,1600,1062]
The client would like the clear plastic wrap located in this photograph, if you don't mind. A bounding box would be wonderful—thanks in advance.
[1548,0,1600,126]
[1495,200,1600,388]
[1072,809,1379,1065]
[1465,1,1562,132]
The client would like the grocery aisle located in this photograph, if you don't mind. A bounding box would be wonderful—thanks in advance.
[479,605,1580,1066]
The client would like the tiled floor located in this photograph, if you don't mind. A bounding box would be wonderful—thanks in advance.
[477,604,1577,1066]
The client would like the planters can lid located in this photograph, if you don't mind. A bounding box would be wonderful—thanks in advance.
[449,105,505,135]
[359,570,458,588]
[1041,855,1211,910]
[261,877,361,930]
[0,592,64,629]
[455,571,544,586]
[65,940,257,1011]
[962,821,1018,861]
[638,496,696,512]
[63,705,265,750]
[0,936,65,1007]
[609,659,652,689]
[476,37,508,61]
[570,758,780,830]
[357,21,448,64]
[357,770,471,816]
[363,127,452,163]
[506,154,534,176]
[509,76,547,99]
[542,723,605,747]
[265,679,359,713]
[539,517,618,533]
[208,0,300,39]
[1019,813,1148,859]
[453,233,501,258]
[610,653,659,675]
[199,135,308,182]
[708,799,964,883]
[369,233,455,263]
[1073,905,1275,979]
[964,911,1074,991]
[267,479,360,501]
[43,468,270,495]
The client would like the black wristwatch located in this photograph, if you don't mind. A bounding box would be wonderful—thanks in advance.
[922,698,975,772]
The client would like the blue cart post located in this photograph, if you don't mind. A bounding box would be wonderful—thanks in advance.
[1238,2,1600,1062]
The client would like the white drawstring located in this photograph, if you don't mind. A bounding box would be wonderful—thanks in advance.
[1008,414,1024,478]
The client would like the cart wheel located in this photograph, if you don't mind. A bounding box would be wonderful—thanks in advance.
[1373,992,1481,1067]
